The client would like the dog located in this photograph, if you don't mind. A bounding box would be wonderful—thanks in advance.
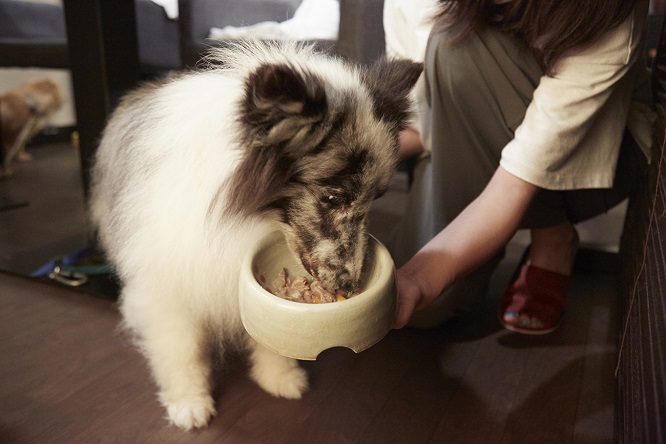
[89,40,422,430]
[0,78,63,176]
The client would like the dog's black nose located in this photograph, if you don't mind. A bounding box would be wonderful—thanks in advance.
[338,278,355,293]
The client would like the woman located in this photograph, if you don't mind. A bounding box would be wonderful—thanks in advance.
[391,0,655,333]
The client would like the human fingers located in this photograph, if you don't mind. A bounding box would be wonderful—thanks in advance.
[392,271,422,329]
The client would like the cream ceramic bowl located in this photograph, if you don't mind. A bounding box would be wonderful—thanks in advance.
[239,230,396,360]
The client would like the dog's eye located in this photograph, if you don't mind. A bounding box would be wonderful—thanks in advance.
[323,194,344,208]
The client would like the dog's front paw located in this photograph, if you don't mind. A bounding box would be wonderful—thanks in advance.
[164,395,216,430]
[251,359,309,399]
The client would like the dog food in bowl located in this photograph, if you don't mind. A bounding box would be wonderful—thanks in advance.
[262,268,358,303]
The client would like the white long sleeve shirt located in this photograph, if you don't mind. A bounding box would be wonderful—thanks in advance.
[500,0,655,190]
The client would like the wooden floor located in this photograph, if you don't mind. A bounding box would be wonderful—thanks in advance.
[0,142,619,443]
[0,140,88,277]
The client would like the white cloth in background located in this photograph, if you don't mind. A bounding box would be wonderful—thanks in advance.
[383,0,435,62]
[208,0,339,41]
[150,0,178,19]
[383,0,436,153]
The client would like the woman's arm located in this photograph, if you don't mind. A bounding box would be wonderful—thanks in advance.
[393,166,539,328]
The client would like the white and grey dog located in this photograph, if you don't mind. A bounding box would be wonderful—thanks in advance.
[89,40,421,430]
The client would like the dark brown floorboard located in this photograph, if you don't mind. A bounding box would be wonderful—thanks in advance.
[0,270,616,443]
[0,142,88,276]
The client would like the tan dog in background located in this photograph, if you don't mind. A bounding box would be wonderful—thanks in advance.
[1,78,63,175]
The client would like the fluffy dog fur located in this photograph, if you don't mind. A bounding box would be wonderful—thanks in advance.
[89,40,421,430]
[1,78,63,175]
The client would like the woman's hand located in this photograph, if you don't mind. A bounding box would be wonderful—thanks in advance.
[393,267,427,329]
[391,247,452,329]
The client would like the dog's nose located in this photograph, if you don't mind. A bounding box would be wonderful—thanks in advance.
[338,277,355,293]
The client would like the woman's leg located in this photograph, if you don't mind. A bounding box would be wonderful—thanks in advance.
[522,129,648,275]
[503,131,648,333]
[529,222,580,275]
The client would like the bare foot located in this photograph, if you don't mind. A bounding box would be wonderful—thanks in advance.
[528,222,579,276]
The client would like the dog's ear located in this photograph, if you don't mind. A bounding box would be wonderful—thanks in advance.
[226,63,328,219]
[362,58,423,131]
[240,62,327,147]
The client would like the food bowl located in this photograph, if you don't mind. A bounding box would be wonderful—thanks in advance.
[239,230,396,360]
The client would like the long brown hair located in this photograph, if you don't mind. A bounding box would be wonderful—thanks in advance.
[433,0,639,73]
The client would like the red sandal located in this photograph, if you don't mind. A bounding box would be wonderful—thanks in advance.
[499,263,570,335]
